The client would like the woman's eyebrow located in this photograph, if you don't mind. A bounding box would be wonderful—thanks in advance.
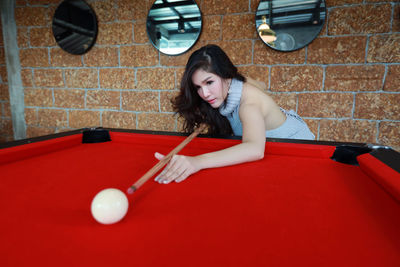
[201,76,213,83]
[193,76,213,87]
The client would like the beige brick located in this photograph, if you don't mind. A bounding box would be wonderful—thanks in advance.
[122,91,159,112]
[304,119,318,139]
[326,0,362,5]
[137,68,175,90]
[86,90,120,109]
[38,109,68,127]
[298,93,353,118]
[269,93,297,111]
[65,69,98,88]
[325,65,385,91]
[379,121,400,149]
[120,45,159,67]
[0,48,4,65]
[15,7,48,26]
[222,14,255,40]
[237,66,269,88]
[116,0,136,20]
[367,34,400,63]
[328,4,391,35]
[100,69,135,89]
[20,48,49,67]
[137,113,176,131]
[24,88,53,107]
[115,0,150,22]
[394,4,400,33]
[0,84,9,101]
[83,47,119,67]
[250,0,259,12]
[202,0,249,15]
[0,118,13,136]
[17,28,29,49]
[254,40,306,65]
[69,110,101,128]
[0,66,7,83]
[33,69,64,87]
[175,68,185,88]
[91,0,117,23]
[54,89,85,109]
[176,116,186,132]
[2,102,11,118]
[160,50,193,67]
[26,126,55,138]
[307,36,366,64]
[319,119,377,143]
[202,15,222,41]
[160,91,178,112]
[24,108,38,126]
[133,21,148,43]
[213,40,253,65]
[102,111,136,129]
[97,22,133,45]
[271,66,323,92]
[384,65,400,92]
[28,0,60,5]
[50,48,83,67]
[20,69,33,87]
[354,93,400,120]
[30,27,55,47]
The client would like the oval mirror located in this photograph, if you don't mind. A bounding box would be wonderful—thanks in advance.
[147,0,202,56]
[52,0,98,55]
[255,0,326,52]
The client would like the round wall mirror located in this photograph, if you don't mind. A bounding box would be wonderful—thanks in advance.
[52,0,98,55]
[255,0,326,52]
[147,0,202,56]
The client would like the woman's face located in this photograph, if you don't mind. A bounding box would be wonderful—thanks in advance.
[192,69,230,109]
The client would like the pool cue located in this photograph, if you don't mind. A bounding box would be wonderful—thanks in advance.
[126,124,206,194]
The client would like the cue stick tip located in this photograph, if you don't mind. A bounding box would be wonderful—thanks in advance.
[127,186,136,195]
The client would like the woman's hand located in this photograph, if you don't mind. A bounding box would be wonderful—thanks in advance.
[154,152,200,184]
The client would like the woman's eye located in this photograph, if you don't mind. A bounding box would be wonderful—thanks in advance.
[207,81,213,85]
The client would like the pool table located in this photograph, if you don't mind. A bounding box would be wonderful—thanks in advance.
[1,128,400,267]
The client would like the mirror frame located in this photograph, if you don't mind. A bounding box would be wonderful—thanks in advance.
[52,0,98,55]
[146,0,202,56]
[255,0,326,52]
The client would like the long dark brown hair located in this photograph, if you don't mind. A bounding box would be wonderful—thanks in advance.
[172,44,245,135]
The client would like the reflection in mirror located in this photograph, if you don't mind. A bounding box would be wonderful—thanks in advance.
[256,0,326,52]
[52,0,97,55]
[147,0,202,56]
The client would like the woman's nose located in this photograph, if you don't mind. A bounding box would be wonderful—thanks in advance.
[201,87,211,98]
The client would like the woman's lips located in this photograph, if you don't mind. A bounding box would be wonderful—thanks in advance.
[207,98,216,104]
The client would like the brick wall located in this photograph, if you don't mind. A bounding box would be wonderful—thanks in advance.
[0,0,399,151]
[0,18,12,142]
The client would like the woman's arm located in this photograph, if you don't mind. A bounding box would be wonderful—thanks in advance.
[154,93,267,184]
[195,103,266,168]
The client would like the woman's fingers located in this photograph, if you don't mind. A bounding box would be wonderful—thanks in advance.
[154,154,195,184]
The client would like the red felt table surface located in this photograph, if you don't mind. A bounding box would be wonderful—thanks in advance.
[0,131,400,267]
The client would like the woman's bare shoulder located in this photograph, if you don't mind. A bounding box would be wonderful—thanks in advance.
[242,80,274,105]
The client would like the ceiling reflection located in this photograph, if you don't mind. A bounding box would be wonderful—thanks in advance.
[52,0,97,55]
[256,0,326,51]
[147,0,202,56]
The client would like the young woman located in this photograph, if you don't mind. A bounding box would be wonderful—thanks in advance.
[154,44,314,184]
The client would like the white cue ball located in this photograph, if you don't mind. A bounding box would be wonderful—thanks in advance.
[91,188,129,225]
